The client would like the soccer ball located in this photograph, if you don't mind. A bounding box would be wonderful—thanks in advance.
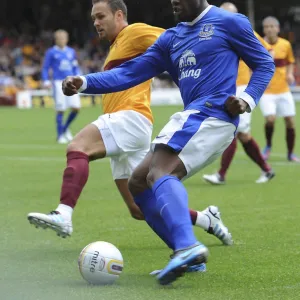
[78,241,123,285]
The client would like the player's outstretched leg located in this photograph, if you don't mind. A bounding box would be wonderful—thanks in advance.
[134,182,208,277]
[28,124,106,238]
[129,152,181,250]
[190,206,233,245]
[203,138,237,184]
[153,180,208,284]
[129,145,208,285]
[129,153,207,277]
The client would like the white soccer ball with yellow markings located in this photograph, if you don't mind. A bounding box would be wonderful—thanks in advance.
[78,241,123,285]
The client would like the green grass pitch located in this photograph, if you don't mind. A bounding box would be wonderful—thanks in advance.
[1,104,300,300]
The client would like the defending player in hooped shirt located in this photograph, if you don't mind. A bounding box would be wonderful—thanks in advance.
[28,6,165,233]
[203,2,275,185]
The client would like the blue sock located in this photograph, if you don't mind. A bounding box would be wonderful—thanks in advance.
[63,111,78,133]
[134,189,174,249]
[152,175,198,251]
[56,112,64,138]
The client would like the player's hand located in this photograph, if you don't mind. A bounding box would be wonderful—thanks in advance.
[225,95,249,116]
[287,73,295,85]
[128,204,145,221]
[62,76,83,96]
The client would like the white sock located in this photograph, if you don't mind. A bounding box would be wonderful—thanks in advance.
[56,204,73,221]
[195,211,210,231]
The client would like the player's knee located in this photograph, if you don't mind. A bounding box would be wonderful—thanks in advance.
[284,117,294,128]
[128,172,146,196]
[266,116,275,125]
[71,108,80,113]
[147,164,186,186]
[146,168,165,187]
[66,141,87,155]
[238,132,251,144]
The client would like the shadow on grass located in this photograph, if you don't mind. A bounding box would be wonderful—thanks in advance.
[62,273,196,291]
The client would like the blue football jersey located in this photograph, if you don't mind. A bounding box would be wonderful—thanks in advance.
[42,46,80,81]
[82,6,275,126]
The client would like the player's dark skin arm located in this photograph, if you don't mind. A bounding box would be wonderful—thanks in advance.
[62,77,250,117]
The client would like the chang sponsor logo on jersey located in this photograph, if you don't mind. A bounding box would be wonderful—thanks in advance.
[178,50,201,80]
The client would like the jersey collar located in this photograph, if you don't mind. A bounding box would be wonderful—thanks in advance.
[111,25,128,46]
[185,5,213,26]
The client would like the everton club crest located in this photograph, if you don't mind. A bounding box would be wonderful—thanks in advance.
[199,24,214,40]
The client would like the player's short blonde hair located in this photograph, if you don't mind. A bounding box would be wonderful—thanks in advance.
[92,0,127,20]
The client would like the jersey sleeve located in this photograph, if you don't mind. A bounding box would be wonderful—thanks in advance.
[81,32,170,94]
[41,49,53,81]
[286,41,295,64]
[129,24,165,52]
[227,14,275,111]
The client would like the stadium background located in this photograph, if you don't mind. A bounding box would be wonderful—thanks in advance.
[0,0,300,107]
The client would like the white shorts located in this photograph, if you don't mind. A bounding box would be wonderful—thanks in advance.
[53,80,81,111]
[259,92,296,117]
[236,85,251,133]
[151,110,235,179]
[92,110,153,180]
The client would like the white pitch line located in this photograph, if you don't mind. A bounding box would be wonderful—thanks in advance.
[0,156,109,163]
[0,156,64,162]
[0,143,292,158]
[236,159,300,167]
[0,144,62,150]
[272,162,300,166]
[237,152,287,158]
[0,156,298,167]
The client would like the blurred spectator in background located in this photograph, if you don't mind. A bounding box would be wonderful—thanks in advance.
[0,0,299,102]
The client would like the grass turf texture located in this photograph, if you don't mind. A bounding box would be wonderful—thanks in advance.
[1,105,300,300]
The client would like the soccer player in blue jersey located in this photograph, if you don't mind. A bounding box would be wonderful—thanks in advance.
[62,0,275,285]
[42,30,81,144]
